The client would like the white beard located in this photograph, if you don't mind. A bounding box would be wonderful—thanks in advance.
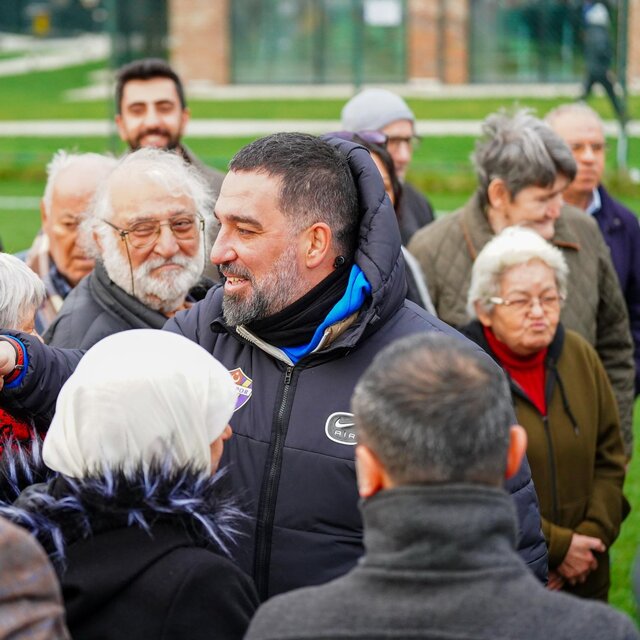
[99,230,204,315]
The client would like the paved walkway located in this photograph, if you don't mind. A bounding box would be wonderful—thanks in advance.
[0,118,635,137]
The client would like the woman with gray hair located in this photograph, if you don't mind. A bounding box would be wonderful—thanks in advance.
[0,253,47,451]
[462,226,627,602]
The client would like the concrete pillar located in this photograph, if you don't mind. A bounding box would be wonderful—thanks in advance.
[168,0,230,85]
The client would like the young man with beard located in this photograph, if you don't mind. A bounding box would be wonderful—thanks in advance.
[115,58,224,196]
[43,148,214,349]
[0,133,547,600]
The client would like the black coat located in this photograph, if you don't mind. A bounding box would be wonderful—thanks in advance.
[1,462,259,640]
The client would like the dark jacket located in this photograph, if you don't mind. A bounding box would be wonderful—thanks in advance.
[0,458,258,640]
[0,139,547,600]
[397,181,434,245]
[44,260,213,350]
[246,486,639,640]
[463,321,628,600]
[408,194,636,457]
[594,186,640,395]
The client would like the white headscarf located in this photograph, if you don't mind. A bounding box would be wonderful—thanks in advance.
[43,329,238,478]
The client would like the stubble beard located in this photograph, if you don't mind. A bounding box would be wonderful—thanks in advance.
[222,243,307,327]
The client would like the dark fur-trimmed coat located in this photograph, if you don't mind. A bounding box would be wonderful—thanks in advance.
[0,449,259,640]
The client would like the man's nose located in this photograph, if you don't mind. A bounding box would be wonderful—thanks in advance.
[153,224,180,257]
[210,231,237,265]
[548,194,563,219]
[143,106,162,127]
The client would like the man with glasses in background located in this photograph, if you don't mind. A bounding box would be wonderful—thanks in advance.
[19,152,117,334]
[341,88,434,244]
[547,103,640,397]
[44,148,214,349]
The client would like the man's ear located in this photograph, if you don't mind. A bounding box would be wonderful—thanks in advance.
[180,106,191,133]
[303,222,333,270]
[505,425,527,480]
[355,444,389,498]
[487,178,509,210]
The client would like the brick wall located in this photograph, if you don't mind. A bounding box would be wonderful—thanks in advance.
[168,0,230,85]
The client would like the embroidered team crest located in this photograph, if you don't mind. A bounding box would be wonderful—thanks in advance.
[229,368,253,411]
[325,412,357,445]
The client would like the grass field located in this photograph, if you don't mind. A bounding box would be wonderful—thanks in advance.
[1,60,640,623]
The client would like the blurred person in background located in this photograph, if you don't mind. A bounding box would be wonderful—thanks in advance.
[463,227,627,601]
[547,103,640,396]
[341,88,434,244]
[579,1,626,123]
[0,253,49,451]
[0,330,258,640]
[0,515,69,640]
[20,152,117,334]
[44,148,215,350]
[408,109,635,458]
[115,58,224,196]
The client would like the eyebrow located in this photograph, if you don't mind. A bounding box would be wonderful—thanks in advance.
[214,212,264,231]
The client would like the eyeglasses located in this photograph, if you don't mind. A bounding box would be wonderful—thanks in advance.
[489,293,564,313]
[326,130,389,147]
[569,142,607,155]
[103,214,204,249]
[386,134,421,151]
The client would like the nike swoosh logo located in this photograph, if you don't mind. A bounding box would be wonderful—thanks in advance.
[334,417,355,429]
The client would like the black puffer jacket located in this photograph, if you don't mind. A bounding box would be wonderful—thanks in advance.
[0,138,547,600]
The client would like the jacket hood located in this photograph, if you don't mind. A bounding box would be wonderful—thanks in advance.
[0,445,246,568]
[321,136,408,334]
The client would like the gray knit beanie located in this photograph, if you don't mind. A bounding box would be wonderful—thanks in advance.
[341,89,415,132]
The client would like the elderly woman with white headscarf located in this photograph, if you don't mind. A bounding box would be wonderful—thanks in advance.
[0,329,258,639]
[462,226,627,602]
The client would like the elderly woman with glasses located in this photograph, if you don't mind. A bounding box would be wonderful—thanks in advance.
[463,226,627,602]
[0,329,259,639]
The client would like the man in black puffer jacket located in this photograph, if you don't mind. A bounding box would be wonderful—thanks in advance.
[0,133,547,601]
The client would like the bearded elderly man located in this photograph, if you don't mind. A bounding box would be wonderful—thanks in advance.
[408,109,635,458]
[547,103,640,397]
[43,148,214,349]
[0,133,547,601]
[20,151,117,333]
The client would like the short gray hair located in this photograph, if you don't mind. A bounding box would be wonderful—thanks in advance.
[472,109,577,210]
[466,226,569,318]
[81,148,215,257]
[0,253,46,329]
[351,333,514,486]
[545,102,605,132]
[42,150,118,215]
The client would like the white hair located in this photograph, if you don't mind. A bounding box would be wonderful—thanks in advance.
[0,253,46,329]
[545,102,605,133]
[42,150,118,216]
[466,226,569,319]
[80,147,216,258]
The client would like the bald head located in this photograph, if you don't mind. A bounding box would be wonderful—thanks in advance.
[41,152,117,286]
[546,104,606,209]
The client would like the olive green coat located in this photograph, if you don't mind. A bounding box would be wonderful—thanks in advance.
[465,321,628,600]
[408,194,635,456]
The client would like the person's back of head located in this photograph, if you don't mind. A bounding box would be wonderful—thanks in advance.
[229,132,359,258]
[0,252,46,335]
[352,333,524,489]
[473,110,577,210]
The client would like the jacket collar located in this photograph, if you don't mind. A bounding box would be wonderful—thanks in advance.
[361,485,519,572]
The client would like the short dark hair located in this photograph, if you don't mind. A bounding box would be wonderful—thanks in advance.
[115,58,186,114]
[352,333,514,486]
[229,133,359,257]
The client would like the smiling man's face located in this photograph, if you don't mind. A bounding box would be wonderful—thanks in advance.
[210,170,311,326]
[115,78,189,151]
